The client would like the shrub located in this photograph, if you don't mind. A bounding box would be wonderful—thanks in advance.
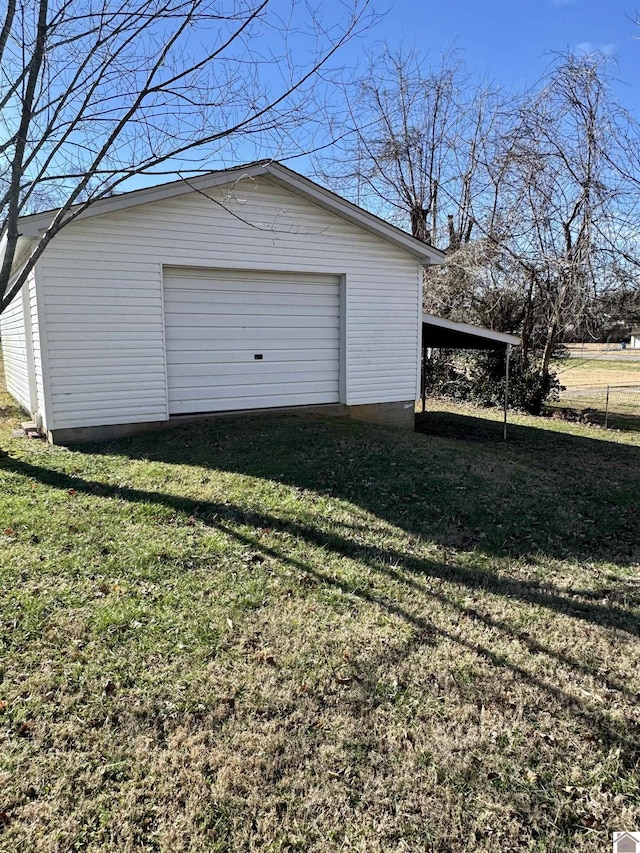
[423,349,564,415]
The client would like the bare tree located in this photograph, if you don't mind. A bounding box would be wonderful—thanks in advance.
[323,46,640,411]
[0,0,374,314]
[484,52,640,383]
[422,52,640,378]
[317,46,505,247]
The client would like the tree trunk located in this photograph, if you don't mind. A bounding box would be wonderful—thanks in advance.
[540,320,558,387]
[410,206,430,243]
[521,270,536,363]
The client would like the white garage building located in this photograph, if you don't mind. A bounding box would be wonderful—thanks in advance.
[0,162,443,443]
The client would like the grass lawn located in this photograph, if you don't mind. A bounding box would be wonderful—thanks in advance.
[552,355,640,431]
[1,373,639,851]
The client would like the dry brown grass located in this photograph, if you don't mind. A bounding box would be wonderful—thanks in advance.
[565,343,640,359]
[553,352,640,429]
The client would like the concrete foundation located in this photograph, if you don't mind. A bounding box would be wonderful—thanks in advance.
[47,419,176,445]
[46,400,416,444]
[343,400,416,430]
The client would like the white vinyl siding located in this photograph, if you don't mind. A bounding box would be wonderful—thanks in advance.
[164,267,340,414]
[28,272,45,427]
[38,265,166,429]
[36,176,421,430]
[0,284,30,412]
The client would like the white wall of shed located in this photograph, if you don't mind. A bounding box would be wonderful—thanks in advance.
[0,284,30,411]
[36,175,422,431]
[0,270,42,420]
[29,267,47,429]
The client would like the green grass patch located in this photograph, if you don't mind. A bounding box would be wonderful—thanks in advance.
[0,370,639,851]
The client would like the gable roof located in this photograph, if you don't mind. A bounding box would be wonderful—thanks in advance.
[15,161,444,265]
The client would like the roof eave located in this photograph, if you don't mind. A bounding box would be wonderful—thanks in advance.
[264,163,444,264]
[17,164,272,237]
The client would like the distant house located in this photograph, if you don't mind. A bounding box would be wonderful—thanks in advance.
[630,331,640,349]
[0,162,444,443]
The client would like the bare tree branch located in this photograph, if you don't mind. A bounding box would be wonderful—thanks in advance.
[0,0,376,313]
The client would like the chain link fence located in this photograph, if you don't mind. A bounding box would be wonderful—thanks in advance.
[551,345,640,431]
[554,382,640,430]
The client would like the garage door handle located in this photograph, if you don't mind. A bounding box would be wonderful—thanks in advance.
[254,354,263,360]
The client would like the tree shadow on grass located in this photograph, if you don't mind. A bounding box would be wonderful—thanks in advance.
[4,405,638,609]
[1,439,638,641]
[79,409,640,569]
[2,448,640,771]
[2,433,640,773]
[414,409,640,560]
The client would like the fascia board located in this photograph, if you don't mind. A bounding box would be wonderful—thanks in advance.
[17,165,271,236]
[266,163,445,265]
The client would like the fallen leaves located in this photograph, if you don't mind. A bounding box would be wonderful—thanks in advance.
[17,721,33,738]
[0,401,638,850]
[580,814,604,830]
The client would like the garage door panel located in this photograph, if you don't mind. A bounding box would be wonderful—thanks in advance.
[164,269,337,290]
[165,290,338,309]
[165,312,338,331]
[166,303,338,319]
[165,306,339,321]
[166,328,339,346]
[171,377,338,400]
[170,389,338,415]
[169,357,339,376]
[170,364,340,388]
[167,350,339,381]
[164,268,340,415]
[166,283,338,298]
[168,346,338,364]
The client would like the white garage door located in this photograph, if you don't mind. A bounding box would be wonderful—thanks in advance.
[163,267,341,415]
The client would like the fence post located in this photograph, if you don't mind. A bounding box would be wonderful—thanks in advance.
[503,344,511,441]
[605,385,610,429]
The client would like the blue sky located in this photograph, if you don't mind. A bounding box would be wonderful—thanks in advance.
[351,0,639,115]
[105,0,640,188]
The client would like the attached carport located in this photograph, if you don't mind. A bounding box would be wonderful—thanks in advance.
[420,313,522,439]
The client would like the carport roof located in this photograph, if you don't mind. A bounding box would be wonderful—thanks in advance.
[423,313,521,350]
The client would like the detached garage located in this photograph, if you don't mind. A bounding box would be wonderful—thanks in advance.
[0,161,443,443]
